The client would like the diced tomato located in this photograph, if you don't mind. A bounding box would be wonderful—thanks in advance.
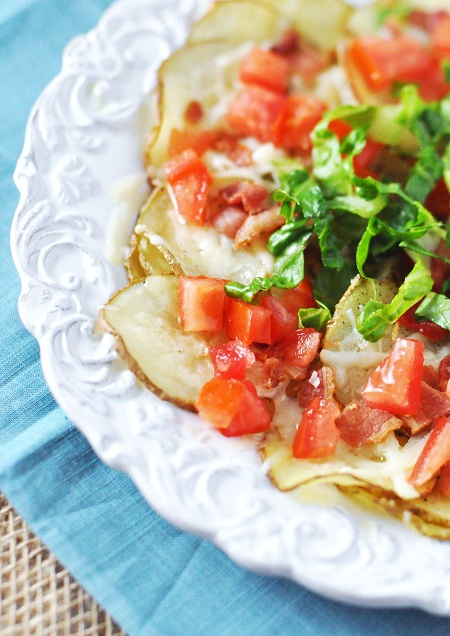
[273,95,327,152]
[409,416,450,488]
[195,378,271,436]
[431,14,450,60]
[270,328,322,373]
[361,338,425,416]
[164,149,212,225]
[352,138,384,179]
[273,278,317,314]
[416,56,450,101]
[328,118,353,140]
[293,397,341,459]
[346,36,432,91]
[225,298,272,345]
[168,129,215,158]
[259,294,297,343]
[239,46,289,94]
[336,400,401,447]
[178,276,226,332]
[398,302,447,342]
[226,86,286,143]
[209,340,255,381]
[297,366,335,408]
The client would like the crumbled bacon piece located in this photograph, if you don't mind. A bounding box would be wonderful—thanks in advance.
[402,381,450,434]
[210,206,248,239]
[184,100,204,125]
[211,131,253,166]
[336,401,402,447]
[234,207,285,248]
[219,181,269,215]
[270,29,300,56]
[262,357,287,389]
[408,9,449,32]
[297,367,335,408]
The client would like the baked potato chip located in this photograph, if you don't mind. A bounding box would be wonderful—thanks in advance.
[187,0,282,45]
[99,275,219,410]
[131,186,274,283]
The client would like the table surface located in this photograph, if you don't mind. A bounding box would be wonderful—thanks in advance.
[3,1,450,634]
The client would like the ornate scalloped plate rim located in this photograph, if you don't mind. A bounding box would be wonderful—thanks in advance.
[10,0,450,614]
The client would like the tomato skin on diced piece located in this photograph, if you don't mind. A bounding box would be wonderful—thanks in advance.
[272,279,317,315]
[398,303,447,342]
[293,397,341,459]
[409,416,450,488]
[273,95,327,152]
[259,294,297,344]
[178,276,226,332]
[239,46,289,94]
[226,86,286,144]
[164,149,212,225]
[225,298,272,345]
[346,36,432,92]
[297,367,335,408]
[195,378,271,437]
[271,328,322,371]
[209,340,255,381]
[361,338,425,416]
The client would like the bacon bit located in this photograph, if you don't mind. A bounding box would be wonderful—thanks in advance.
[211,131,253,166]
[430,240,450,292]
[408,9,449,32]
[210,206,247,239]
[184,101,204,125]
[234,207,285,248]
[425,177,450,222]
[271,29,334,84]
[219,181,269,215]
[288,42,335,84]
[439,355,450,391]
[271,29,300,56]
[423,364,440,390]
[437,460,450,497]
[297,367,335,408]
[401,381,450,434]
[262,357,287,389]
[336,401,402,447]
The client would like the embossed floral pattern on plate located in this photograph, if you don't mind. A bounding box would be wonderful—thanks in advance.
[11,0,450,613]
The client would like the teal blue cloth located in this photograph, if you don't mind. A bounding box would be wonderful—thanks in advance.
[2,1,450,634]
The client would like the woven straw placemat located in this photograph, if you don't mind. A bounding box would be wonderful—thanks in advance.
[0,493,127,635]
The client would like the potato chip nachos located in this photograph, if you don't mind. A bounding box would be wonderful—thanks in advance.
[99,0,450,539]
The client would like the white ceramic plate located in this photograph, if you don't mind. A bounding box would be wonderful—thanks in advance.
[11,0,450,613]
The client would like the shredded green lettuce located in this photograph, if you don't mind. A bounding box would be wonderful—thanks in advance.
[416,292,450,331]
[356,260,434,342]
[224,87,450,341]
